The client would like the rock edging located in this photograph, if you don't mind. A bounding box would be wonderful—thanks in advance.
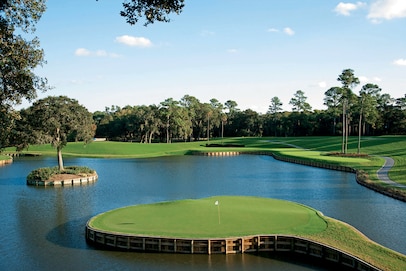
[27,172,98,186]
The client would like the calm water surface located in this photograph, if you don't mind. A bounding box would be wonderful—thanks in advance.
[0,155,405,270]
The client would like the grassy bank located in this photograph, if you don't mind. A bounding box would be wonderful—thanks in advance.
[305,216,406,271]
[14,136,406,186]
[8,137,406,269]
[89,196,327,238]
[88,196,406,271]
[0,154,11,161]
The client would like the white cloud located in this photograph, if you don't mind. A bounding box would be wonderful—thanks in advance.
[75,48,120,58]
[334,2,366,16]
[267,27,294,35]
[283,27,295,36]
[368,0,406,21]
[359,76,383,83]
[359,76,369,83]
[75,48,91,56]
[115,35,152,47]
[318,81,327,88]
[227,49,238,54]
[267,28,279,33]
[393,58,406,66]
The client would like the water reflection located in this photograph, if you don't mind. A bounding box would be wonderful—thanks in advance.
[0,155,405,271]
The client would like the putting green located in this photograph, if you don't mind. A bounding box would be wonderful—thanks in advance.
[88,196,327,238]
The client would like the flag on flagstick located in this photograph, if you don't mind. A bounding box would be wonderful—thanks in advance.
[215,200,220,224]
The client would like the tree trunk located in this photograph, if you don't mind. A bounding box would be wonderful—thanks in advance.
[345,114,349,154]
[166,115,170,143]
[342,102,346,153]
[358,113,362,154]
[57,146,64,171]
[149,131,153,143]
[207,117,210,141]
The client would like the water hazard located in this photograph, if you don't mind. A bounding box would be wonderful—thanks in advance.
[0,155,405,270]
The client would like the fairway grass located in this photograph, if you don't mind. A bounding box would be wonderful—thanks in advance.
[0,155,10,161]
[88,196,327,238]
[88,196,406,271]
[14,136,406,187]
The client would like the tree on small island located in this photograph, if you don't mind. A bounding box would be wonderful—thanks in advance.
[20,95,95,171]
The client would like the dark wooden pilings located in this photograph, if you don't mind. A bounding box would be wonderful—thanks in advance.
[85,226,381,271]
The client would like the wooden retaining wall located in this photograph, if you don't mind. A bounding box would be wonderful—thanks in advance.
[0,158,13,166]
[27,174,98,186]
[85,225,381,271]
[194,151,242,157]
[196,151,355,172]
[194,151,406,202]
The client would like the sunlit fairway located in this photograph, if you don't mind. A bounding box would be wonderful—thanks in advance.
[7,137,406,270]
[0,155,10,161]
[88,196,327,238]
[14,135,406,185]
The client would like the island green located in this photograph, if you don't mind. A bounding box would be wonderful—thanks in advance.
[88,196,326,238]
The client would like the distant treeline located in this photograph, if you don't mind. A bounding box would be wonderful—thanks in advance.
[92,92,406,143]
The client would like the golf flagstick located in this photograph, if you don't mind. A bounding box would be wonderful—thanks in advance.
[215,200,220,224]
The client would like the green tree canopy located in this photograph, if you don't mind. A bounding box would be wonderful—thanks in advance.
[289,90,312,113]
[23,96,95,170]
[0,0,48,150]
[268,96,283,115]
[1,0,48,107]
[118,0,185,26]
[337,69,360,153]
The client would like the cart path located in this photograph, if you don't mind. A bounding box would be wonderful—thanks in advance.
[377,157,406,189]
[268,141,405,189]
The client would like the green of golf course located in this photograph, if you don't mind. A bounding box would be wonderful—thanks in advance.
[88,196,327,238]
[4,136,406,270]
[9,136,406,199]
[86,196,406,271]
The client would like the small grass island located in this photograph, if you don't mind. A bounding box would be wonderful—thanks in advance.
[26,166,98,186]
[88,196,326,238]
[86,196,406,271]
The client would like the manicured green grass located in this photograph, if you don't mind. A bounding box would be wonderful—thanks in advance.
[8,135,406,191]
[305,217,406,271]
[15,141,206,158]
[89,196,327,238]
[0,155,11,161]
[13,135,406,187]
[89,196,406,271]
[7,138,406,269]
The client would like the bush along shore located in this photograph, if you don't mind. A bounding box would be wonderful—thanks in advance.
[26,166,98,186]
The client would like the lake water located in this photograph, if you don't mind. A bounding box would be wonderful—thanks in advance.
[0,155,405,270]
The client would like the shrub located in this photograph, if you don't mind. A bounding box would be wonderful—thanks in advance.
[27,166,95,181]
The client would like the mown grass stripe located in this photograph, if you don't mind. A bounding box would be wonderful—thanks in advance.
[88,196,327,238]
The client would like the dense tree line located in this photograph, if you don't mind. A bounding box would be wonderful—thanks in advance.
[1,0,48,150]
[1,1,405,155]
[92,70,406,145]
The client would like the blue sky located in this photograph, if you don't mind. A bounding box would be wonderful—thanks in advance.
[31,0,406,113]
